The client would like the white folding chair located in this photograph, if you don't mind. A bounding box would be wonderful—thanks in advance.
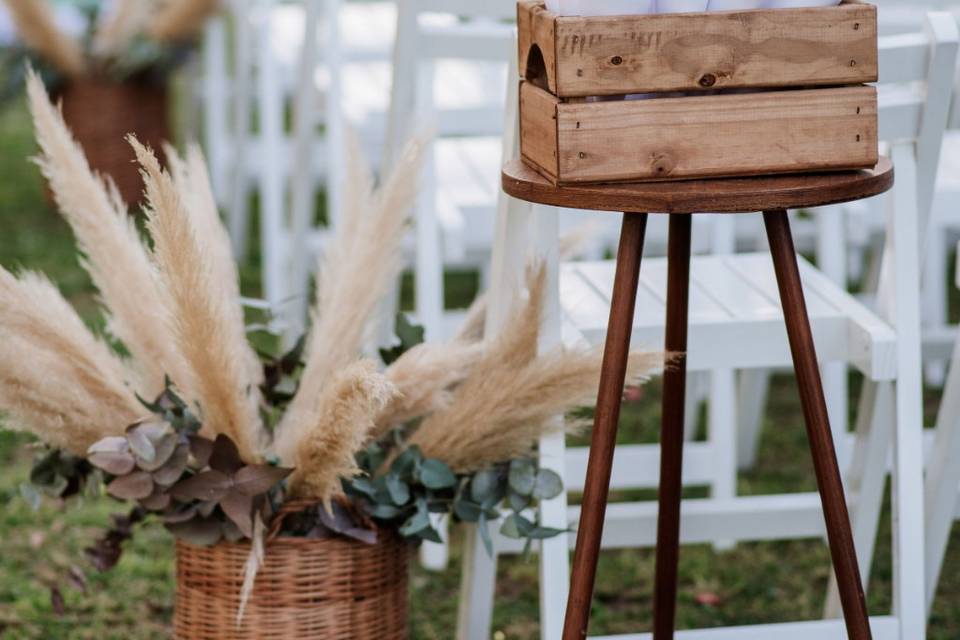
[924,242,960,617]
[382,0,518,344]
[206,0,395,316]
[462,12,957,640]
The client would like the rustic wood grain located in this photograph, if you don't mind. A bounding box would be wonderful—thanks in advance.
[519,84,878,184]
[519,81,560,181]
[518,0,558,92]
[517,1,877,97]
[501,156,893,214]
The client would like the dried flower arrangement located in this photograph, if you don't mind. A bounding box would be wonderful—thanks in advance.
[6,71,662,589]
[0,0,220,89]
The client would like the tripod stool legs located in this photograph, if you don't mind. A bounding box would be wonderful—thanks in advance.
[763,209,873,640]
[563,212,648,640]
[653,215,693,639]
[562,210,872,640]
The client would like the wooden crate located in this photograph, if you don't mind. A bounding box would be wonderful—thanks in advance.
[517,0,880,185]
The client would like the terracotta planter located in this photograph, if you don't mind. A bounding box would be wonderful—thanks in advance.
[57,77,170,206]
[174,534,409,640]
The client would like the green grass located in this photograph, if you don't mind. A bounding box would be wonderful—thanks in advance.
[1,95,959,639]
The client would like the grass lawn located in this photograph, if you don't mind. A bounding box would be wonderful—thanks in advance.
[1,96,960,639]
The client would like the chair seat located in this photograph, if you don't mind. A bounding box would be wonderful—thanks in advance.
[561,253,896,380]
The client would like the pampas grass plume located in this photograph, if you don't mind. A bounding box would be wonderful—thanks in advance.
[147,0,221,42]
[374,341,484,435]
[0,269,142,454]
[131,137,264,462]
[3,0,85,76]
[282,361,397,509]
[275,131,426,449]
[27,69,188,399]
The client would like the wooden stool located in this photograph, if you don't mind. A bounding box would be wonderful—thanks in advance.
[502,158,895,640]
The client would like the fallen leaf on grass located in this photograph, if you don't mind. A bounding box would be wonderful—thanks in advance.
[50,586,65,616]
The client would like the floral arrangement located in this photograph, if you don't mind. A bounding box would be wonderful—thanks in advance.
[4,70,661,580]
[0,0,219,96]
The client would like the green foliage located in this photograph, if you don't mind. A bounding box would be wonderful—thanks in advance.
[344,434,567,554]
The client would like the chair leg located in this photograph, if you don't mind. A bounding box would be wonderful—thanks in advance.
[652,214,693,640]
[763,210,872,640]
[563,212,648,640]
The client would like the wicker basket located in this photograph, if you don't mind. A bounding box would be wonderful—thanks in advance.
[58,77,170,206]
[174,533,409,640]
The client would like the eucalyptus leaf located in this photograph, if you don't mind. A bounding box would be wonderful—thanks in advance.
[163,505,199,524]
[366,503,402,519]
[135,432,178,472]
[125,425,156,464]
[87,437,128,455]
[398,501,431,537]
[533,469,564,500]
[454,498,483,523]
[500,513,534,539]
[507,490,531,513]
[219,490,254,538]
[477,512,493,556]
[390,446,422,480]
[508,459,536,496]
[152,444,190,486]
[526,525,569,539]
[89,451,136,476]
[170,470,232,502]
[139,487,171,511]
[233,465,293,496]
[107,472,154,501]
[470,469,500,505]
[348,477,377,498]
[385,473,410,506]
[419,459,456,490]
[418,526,443,544]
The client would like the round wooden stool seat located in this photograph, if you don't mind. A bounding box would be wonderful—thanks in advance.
[502,158,893,214]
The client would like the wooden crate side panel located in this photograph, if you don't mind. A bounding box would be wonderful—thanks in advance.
[520,82,561,182]
[554,4,878,97]
[555,86,878,183]
[518,0,559,93]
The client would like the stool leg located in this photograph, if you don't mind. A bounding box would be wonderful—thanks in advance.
[653,215,693,640]
[563,212,648,640]
[763,210,873,640]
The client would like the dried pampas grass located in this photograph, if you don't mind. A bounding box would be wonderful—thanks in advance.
[131,138,264,462]
[2,0,85,76]
[275,131,426,449]
[92,0,156,58]
[27,69,187,399]
[0,269,142,454]
[280,361,397,508]
[408,265,661,472]
[147,0,220,42]
[374,341,484,435]
[409,349,660,472]
[163,144,260,382]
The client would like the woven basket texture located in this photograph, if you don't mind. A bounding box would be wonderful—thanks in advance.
[59,77,170,206]
[174,534,409,640]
